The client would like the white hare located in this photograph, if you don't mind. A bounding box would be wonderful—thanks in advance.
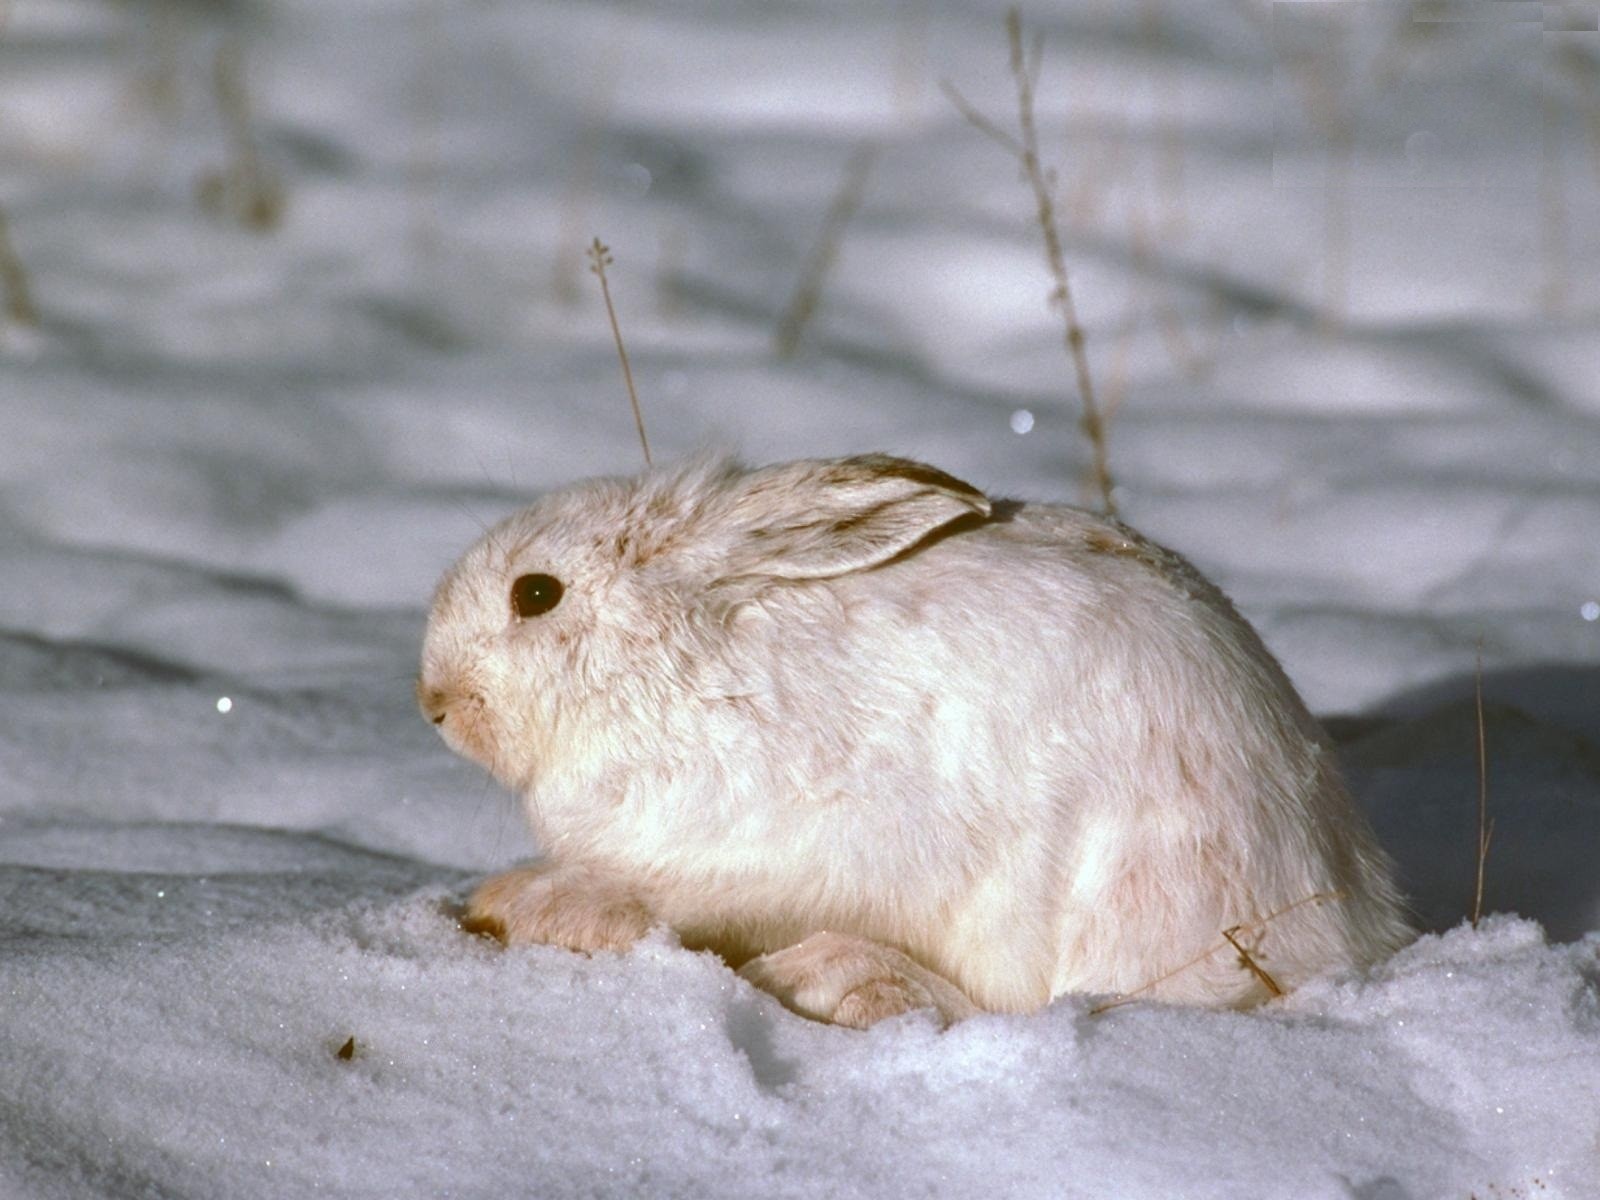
[419,454,1410,1027]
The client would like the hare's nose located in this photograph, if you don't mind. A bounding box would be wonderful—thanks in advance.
[416,680,451,724]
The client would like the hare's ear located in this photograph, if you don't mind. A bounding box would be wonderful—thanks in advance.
[717,455,991,581]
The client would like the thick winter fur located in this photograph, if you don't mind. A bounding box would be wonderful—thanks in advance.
[420,454,1411,1023]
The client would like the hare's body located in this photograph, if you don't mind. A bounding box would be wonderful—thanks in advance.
[420,455,1410,1021]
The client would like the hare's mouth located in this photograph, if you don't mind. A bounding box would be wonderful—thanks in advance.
[418,680,501,771]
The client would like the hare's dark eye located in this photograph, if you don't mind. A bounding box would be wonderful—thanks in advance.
[510,573,564,619]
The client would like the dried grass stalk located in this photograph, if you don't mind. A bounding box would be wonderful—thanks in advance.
[1222,926,1285,998]
[944,8,1116,516]
[1470,646,1494,929]
[588,238,651,467]
[0,204,39,327]
[1089,890,1345,1014]
[196,39,285,231]
[774,142,878,359]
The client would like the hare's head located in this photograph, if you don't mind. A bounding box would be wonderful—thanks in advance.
[418,454,990,792]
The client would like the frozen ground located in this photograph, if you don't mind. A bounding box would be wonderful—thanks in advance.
[1,0,1598,1197]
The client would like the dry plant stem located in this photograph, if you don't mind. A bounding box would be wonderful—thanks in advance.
[201,40,284,230]
[773,142,878,359]
[944,8,1116,517]
[938,80,1022,156]
[588,238,651,467]
[0,6,41,330]
[1089,890,1345,1015]
[1005,11,1115,517]
[0,204,39,327]
[1221,926,1285,998]
[1471,646,1494,930]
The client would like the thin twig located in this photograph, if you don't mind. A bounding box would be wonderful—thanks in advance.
[0,204,39,327]
[1222,926,1285,998]
[1471,644,1494,929]
[1089,890,1345,1015]
[938,80,1022,157]
[587,237,651,467]
[774,142,878,359]
[197,39,284,231]
[1006,10,1114,515]
[945,8,1116,516]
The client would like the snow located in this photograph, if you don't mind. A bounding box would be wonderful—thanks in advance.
[2,0,1598,1196]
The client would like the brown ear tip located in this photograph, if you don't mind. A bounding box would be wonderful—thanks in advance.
[849,454,990,505]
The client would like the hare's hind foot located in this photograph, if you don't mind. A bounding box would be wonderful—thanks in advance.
[739,931,978,1029]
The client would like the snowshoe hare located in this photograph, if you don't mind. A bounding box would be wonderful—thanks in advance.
[419,454,1411,1026]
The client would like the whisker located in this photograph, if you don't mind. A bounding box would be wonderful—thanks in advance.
[446,494,494,542]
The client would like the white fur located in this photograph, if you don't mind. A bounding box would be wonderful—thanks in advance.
[420,454,1411,1021]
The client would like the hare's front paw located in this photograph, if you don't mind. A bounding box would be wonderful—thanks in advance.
[738,932,979,1030]
[461,863,653,953]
